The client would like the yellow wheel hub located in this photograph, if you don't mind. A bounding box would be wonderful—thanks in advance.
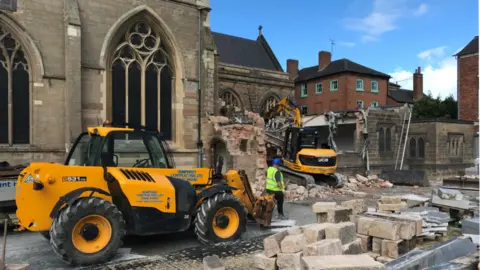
[72,215,112,254]
[212,207,239,239]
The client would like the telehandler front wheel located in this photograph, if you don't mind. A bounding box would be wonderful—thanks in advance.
[50,197,126,266]
[194,192,246,245]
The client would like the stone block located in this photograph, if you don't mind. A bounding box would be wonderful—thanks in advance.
[281,234,307,253]
[304,223,332,244]
[356,217,401,240]
[366,212,423,236]
[341,199,367,215]
[302,254,386,270]
[342,238,363,254]
[264,230,288,257]
[327,207,352,223]
[312,202,337,213]
[316,213,328,223]
[377,202,408,211]
[254,252,277,270]
[379,196,402,204]
[372,237,382,253]
[349,215,358,225]
[325,222,356,244]
[277,251,302,270]
[381,239,408,259]
[287,226,303,235]
[357,234,372,252]
[303,239,342,256]
[203,255,224,270]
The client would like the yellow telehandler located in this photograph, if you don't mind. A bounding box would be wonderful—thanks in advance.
[15,122,274,266]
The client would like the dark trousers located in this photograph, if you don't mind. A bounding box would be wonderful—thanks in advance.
[266,189,284,215]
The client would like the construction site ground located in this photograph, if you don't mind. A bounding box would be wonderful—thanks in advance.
[2,185,472,270]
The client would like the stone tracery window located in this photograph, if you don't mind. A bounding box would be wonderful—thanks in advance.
[110,21,173,139]
[264,95,279,114]
[378,127,385,152]
[409,137,416,157]
[0,26,30,144]
[219,90,241,108]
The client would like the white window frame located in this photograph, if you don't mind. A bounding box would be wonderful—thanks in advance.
[356,79,364,91]
[371,101,379,107]
[301,83,308,97]
[315,83,323,94]
[330,80,338,91]
[371,80,379,93]
[356,100,364,108]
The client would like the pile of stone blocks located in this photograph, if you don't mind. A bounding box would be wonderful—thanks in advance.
[353,210,423,262]
[377,196,408,214]
[254,200,385,269]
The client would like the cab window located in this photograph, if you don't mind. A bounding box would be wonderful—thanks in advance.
[67,133,103,166]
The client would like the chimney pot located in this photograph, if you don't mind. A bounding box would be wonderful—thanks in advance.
[318,51,331,70]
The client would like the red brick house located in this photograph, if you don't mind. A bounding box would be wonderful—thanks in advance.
[454,36,478,124]
[287,51,391,114]
[386,67,424,105]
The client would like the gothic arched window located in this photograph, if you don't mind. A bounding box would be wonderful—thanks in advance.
[219,90,241,109]
[110,22,173,139]
[0,26,30,144]
[378,127,385,152]
[409,138,416,157]
[263,95,279,114]
[385,127,392,151]
[418,137,425,158]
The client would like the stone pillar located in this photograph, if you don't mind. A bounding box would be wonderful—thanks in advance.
[64,0,82,151]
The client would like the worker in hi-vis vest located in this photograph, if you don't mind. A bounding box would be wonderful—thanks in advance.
[266,158,287,220]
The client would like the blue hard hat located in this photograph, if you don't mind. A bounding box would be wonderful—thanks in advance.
[273,158,281,165]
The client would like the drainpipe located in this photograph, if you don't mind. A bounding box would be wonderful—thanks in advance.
[197,6,208,167]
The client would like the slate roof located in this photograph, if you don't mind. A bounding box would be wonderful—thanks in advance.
[455,36,479,57]
[388,89,414,103]
[295,58,390,82]
[212,32,283,71]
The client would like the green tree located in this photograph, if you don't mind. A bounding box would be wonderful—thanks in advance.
[412,91,457,120]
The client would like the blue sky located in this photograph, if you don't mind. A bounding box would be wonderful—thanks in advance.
[210,0,478,99]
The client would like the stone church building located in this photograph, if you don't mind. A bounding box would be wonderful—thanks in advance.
[0,0,294,167]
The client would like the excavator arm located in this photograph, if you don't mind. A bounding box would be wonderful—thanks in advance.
[266,96,303,128]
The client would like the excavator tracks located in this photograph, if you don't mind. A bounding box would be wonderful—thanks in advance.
[278,166,344,188]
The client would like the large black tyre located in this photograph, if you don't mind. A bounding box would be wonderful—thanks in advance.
[40,231,50,240]
[194,192,247,245]
[49,197,126,266]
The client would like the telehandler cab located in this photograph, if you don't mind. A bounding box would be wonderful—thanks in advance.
[15,123,274,266]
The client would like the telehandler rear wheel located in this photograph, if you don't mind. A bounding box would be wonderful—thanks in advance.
[194,192,246,245]
[50,197,126,266]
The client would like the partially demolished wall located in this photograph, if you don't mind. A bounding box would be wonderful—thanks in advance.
[203,111,267,195]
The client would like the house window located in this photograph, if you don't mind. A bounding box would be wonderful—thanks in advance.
[0,26,30,144]
[300,105,308,115]
[356,79,364,91]
[315,83,322,94]
[356,100,364,108]
[330,80,338,91]
[371,101,379,108]
[409,138,416,157]
[371,81,379,92]
[301,83,308,97]
[378,127,385,152]
[418,137,425,158]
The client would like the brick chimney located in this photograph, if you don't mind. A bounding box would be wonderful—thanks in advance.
[318,51,331,70]
[286,59,299,77]
[413,66,423,100]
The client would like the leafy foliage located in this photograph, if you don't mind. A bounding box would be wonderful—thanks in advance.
[413,91,458,120]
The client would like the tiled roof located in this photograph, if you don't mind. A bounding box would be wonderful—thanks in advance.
[388,89,414,103]
[295,58,390,82]
[212,32,283,71]
[455,36,479,56]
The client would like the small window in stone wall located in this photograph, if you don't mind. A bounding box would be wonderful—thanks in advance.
[240,139,248,152]
[409,138,416,157]
[385,128,392,151]
[448,135,463,157]
[378,127,385,152]
[418,138,425,158]
[378,126,393,153]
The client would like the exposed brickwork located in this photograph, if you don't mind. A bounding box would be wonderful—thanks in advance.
[458,54,479,122]
[295,74,388,114]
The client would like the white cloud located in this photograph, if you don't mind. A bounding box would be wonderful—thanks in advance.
[337,41,356,47]
[344,0,429,42]
[417,46,447,61]
[389,46,457,99]
[414,3,428,16]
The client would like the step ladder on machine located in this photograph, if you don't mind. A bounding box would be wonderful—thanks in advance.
[395,105,412,170]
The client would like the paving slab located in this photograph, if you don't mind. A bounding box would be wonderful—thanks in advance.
[302,254,386,270]
[462,217,480,235]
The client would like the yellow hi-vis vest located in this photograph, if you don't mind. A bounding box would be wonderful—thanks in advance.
[266,166,284,191]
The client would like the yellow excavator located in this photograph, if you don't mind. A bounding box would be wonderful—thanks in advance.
[264,97,344,187]
[15,122,275,266]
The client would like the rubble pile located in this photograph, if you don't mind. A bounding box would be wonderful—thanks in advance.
[206,113,267,196]
[253,200,385,270]
[345,174,393,190]
[399,206,450,238]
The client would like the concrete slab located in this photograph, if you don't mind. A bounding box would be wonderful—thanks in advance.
[462,217,480,235]
[302,254,386,270]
